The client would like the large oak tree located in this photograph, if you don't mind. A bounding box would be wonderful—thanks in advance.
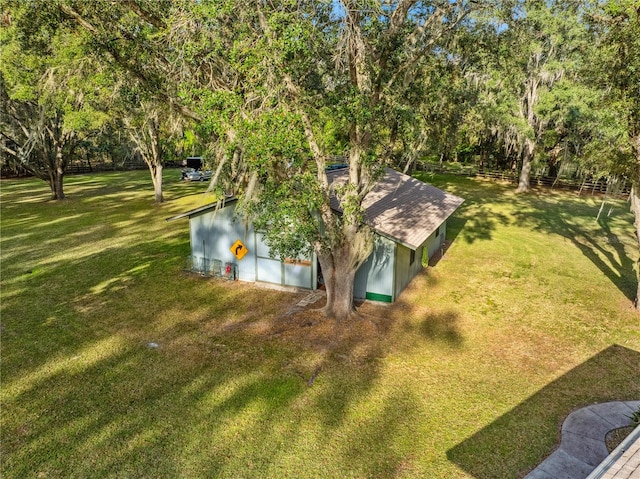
[0,3,109,199]
[169,0,479,320]
[589,0,640,308]
[58,0,479,320]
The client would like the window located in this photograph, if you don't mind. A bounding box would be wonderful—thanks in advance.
[410,249,416,266]
[435,226,441,238]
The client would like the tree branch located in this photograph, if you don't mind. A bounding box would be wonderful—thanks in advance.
[121,0,166,29]
[60,3,202,123]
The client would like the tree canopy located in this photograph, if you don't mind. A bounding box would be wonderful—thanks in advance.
[2,0,640,314]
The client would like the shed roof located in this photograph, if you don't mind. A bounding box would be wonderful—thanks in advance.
[167,168,464,251]
[166,198,237,222]
[327,167,464,250]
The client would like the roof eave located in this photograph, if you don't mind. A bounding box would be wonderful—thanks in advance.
[165,197,237,222]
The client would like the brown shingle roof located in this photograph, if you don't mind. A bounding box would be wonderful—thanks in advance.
[327,167,464,250]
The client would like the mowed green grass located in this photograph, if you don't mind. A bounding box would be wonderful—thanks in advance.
[1,169,639,479]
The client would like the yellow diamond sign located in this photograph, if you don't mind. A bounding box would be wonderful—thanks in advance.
[230,239,248,260]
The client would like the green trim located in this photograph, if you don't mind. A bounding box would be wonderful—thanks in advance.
[365,292,393,303]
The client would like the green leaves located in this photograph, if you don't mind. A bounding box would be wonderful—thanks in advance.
[243,168,325,261]
[241,111,310,173]
[596,0,640,133]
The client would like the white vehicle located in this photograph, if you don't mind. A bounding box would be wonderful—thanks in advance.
[182,168,212,182]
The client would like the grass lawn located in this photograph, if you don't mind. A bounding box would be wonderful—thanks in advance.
[1,169,639,479]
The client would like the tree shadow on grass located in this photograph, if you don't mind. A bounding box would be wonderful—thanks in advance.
[2,293,427,478]
[449,202,511,245]
[2,335,306,478]
[2,169,415,477]
[7,172,636,478]
[417,310,464,348]
[425,173,637,303]
[1,221,427,479]
[511,195,636,303]
[419,174,513,245]
[447,344,640,479]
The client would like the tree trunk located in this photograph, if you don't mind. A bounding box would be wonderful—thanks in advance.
[316,225,372,321]
[318,251,356,321]
[51,170,65,200]
[632,133,640,311]
[50,141,66,200]
[149,162,164,203]
[630,184,640,311]
[516,137,535,193]
[317,247,357,321]
[131,112,164,203]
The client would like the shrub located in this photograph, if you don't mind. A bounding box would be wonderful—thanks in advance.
[629,407,640,426]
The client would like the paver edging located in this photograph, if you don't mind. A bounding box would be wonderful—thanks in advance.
[586,424,640,479]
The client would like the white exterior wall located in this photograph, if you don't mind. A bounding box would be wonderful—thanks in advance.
[354,235,396,302]
[394,243,425,300]
[255,232,316,288]
[424,221,447,260]
[190,205,257,281]
[188,204,316,289]
[357,220,448,303]
[187,205,449,301]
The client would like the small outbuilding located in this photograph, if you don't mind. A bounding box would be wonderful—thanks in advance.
[167,167,464,302]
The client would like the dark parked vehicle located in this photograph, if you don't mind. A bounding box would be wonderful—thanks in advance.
[185,156,203,170]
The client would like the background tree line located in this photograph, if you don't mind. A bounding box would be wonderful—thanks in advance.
[1,0,638,317]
